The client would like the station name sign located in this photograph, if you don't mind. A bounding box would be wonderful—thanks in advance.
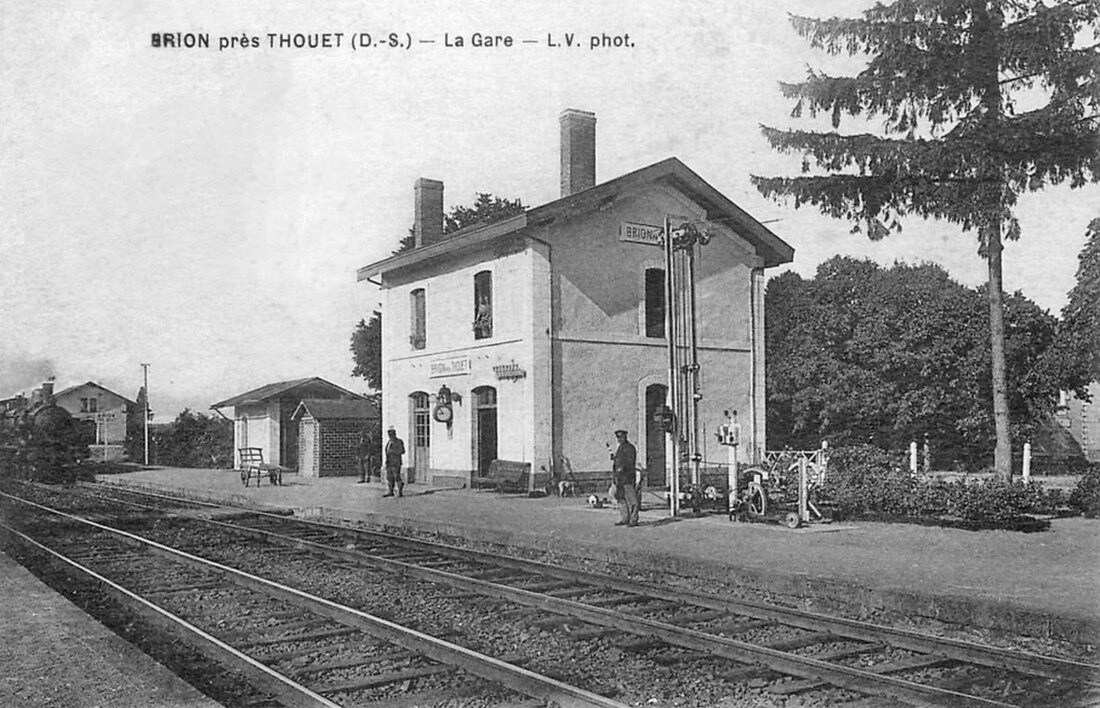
[619,221,664,247]
[430,356,471,378]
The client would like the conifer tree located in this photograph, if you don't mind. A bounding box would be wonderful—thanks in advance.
[753,0,1099,479]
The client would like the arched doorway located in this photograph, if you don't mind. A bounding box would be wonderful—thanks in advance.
[409,391,430,483]
[645,383,668,486]
[472,386,497,479]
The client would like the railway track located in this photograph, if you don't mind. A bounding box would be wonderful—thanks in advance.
[2,481,1097,708]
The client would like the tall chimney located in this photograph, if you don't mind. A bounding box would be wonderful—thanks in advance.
[560,109,596,197]
[414,178,444,248]
[40,381,54,402]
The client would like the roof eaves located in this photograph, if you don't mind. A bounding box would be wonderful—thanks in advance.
[210,376,320,409]
[357,213,529,282]
[53,381,138,407]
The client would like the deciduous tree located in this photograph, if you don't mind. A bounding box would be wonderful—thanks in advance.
[350,311,382,391]
[766,257,1066,468]
[1049,217,1100,390]
[394,193,525,254]
[753,0,1100,479]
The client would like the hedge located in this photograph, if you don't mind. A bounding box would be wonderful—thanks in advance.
[821,445,1098,531]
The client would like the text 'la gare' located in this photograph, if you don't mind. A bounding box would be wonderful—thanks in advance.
[444,33,513,47]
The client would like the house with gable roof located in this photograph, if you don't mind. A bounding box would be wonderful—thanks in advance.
[211,377,366,470]
[357,109,794,489]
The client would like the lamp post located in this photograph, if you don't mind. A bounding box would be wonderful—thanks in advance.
[141,363,150,465]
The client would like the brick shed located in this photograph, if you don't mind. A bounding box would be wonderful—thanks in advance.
[292,398,380,478]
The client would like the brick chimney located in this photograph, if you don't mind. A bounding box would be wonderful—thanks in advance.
[560,109,596,197]
[40,380,54,402]
[414,178,444,248]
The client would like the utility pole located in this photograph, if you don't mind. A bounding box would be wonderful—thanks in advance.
[141,363,150,465]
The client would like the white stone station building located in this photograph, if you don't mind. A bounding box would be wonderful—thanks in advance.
[357,110,794,488]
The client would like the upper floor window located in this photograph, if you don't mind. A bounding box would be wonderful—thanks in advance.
[473,271,493,340]
[89,398,97,413]
[80,397,89,412]
[410,288,426,349]
[645,268,665,338]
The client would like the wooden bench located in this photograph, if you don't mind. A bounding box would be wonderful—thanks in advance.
[238,447,284,487]
[474,460,551,496]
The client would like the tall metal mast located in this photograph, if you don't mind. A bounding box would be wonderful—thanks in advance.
[141,363,150,465]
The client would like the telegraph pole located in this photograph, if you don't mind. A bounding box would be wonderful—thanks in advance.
[141,363,150,465]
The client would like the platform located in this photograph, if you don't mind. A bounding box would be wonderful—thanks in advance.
[94,467,1100,645]
[0,549,222,708]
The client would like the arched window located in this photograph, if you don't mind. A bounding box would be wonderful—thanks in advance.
[644,268,665,338]
[473,271,493,340]
[410,288,426,349]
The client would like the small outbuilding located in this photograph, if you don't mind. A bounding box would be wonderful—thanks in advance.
[292,398,380,478]
[211,377,366,471]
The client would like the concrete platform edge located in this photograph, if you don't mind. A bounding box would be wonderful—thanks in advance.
[102,478,1100,645]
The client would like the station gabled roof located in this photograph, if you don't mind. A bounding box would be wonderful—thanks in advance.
[53,381,137,407]
[357,157,795,282]
[211,377,363,409]
[291,398,380,422]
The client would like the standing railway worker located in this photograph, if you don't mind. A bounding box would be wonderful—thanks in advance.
[383,426,405,497]
[611,429,640,527]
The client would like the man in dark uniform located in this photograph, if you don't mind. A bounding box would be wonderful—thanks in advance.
[383,426,405,497]
[611,429,640,527]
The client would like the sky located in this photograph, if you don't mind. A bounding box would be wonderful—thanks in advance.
[2,0,1097,420]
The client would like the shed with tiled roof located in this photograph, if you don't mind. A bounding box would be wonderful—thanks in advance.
[292,398,380,478]
[211,377,366,471]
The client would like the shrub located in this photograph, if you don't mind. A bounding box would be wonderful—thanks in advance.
[822,444,916,517]
[945,478,1029,524]
[1070,465,1100,518]
[152,410,233,468]
[821,445,1056,530]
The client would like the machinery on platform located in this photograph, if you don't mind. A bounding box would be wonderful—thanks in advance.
[717,410,830,529]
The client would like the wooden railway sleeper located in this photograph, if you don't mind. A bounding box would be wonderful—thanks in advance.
[288,650,417,676]
[770,654,956,696]
[219,617,334,643]
[583,593,648,608]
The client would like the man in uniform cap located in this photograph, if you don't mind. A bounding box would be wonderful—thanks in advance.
[383,426,405,497]
[610,429,640,526]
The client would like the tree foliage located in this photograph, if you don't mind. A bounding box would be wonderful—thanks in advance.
[753,0,1099,478]
[125,385,148,462]
[350,311,382,391]
[754,1,1098,233]
[766,257,1068,466]
[151,409,233,468]
[1049,217,1100,390]
[394,193,526,254]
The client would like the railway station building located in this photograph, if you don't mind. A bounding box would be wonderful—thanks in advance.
[357,110,794,488]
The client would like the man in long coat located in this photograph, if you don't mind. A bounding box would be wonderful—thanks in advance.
[611,429,640,526]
